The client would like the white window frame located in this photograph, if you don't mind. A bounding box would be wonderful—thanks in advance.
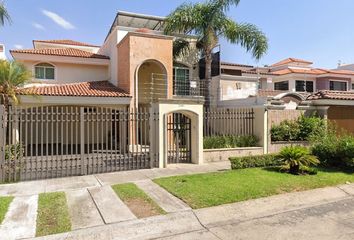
[33,62,57,81]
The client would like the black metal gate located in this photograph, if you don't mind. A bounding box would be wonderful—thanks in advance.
[167,113,192,164]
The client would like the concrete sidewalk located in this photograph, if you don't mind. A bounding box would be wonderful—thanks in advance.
[28,184,354,240]
[0,161,230,197]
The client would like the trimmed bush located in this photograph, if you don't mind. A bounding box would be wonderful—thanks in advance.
[203,135,258,149]
[311,133,354,169]
[229,154,278,169]
[271,115,326,142]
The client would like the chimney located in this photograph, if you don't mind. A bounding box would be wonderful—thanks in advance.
[0,44,6,60]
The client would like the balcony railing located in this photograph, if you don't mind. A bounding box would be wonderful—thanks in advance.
[138,73,204,103]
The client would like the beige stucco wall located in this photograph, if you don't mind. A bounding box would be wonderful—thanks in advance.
[21,60,109,84]
[204,147,264,162]
[151,100,204,168]
[117,32,173,107]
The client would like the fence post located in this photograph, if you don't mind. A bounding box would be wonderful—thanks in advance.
[80,107,86,175]
[0,105,5,182]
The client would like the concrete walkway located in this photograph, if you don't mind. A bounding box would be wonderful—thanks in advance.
[135,179,191,213]
[29,184,354,240]
[0,162,230,197]
[0,195,38,240]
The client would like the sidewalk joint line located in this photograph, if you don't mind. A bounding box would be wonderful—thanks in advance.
[86,188,107,225]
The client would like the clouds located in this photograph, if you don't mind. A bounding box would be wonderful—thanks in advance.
[14,45,23,49]
[32,22,45,30]
[41,9,75,30]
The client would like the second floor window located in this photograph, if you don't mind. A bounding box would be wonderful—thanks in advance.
[35,63,55,80]
[274,81,289,91]
[330,81,347,91]
[295,80,314,92]
[173,63,190,95]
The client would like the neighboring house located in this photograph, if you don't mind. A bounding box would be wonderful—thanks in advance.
[0,44,6,60]
[212,58,354,109]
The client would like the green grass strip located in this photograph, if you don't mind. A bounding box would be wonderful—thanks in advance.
[0,196,13,224]
[112,183,166,215]
[36,192,71,237]
[154,167,354,209]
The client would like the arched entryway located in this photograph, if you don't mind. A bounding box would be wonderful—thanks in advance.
[135,60,168,107]
[167,112,192,163]
[150,101,204,168]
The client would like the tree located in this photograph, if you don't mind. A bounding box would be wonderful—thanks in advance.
[0,1,11,26]
[164,0,268,106]
[0,60,31,109]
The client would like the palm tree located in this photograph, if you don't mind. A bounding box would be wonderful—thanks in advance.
[164,0,268,106]
[0,1,11,26]
[0,60,31,109]
[277,146,320,175]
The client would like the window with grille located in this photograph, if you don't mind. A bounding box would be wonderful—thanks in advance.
[35,63,55,80]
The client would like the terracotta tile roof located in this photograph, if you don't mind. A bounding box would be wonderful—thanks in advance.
[317,68,354,76]
[242,70,278,76]
[271,68,326,75]
[221,61,254,68]
[18,81,130,98]
[33,39,100,48]
[307,90,354,100]
[257,90,288,97]
[10,48,109,59]
[271,58,313,67]
[272,68,354,76]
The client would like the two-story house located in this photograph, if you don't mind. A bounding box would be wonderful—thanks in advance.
[7,11,206,173]
[211,58,354,109]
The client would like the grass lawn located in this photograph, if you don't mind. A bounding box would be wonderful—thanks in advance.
[154,167,354,209]
[112,183,166,218]
[0,196,13,224]
[36,192,71,237]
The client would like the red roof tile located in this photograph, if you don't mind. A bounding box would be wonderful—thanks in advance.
[221,62,254,68]
[10,48,109,59]
[307,90,354,100]
[34,39,100,47]
[271,68,327,75]
[18,81,130,98]
[272,67,354,76]
[271,58,313,67]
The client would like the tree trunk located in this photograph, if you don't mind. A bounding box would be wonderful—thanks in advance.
[289,164,300,175]
[204,53,212,108]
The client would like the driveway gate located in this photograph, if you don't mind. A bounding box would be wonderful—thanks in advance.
[0,106,154,182]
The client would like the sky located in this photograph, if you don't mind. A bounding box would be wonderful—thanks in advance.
[1,0,354,69]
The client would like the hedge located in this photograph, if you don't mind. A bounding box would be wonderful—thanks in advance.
[203,135,258,149]
[229,154,278,169]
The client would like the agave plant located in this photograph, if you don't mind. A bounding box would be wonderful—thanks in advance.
[277,146,320,175]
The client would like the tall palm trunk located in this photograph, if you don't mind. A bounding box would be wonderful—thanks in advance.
[204,52,213,108]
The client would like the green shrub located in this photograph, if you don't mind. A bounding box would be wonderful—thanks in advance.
[310,126,354,169]
[229,154,278,169]
[3,144,24,182]
[203,135,258,149]
[276,146,319,175]
[271,115,326,142]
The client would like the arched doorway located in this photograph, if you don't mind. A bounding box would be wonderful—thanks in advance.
[167,112,192,163]
[136,60,168,107]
